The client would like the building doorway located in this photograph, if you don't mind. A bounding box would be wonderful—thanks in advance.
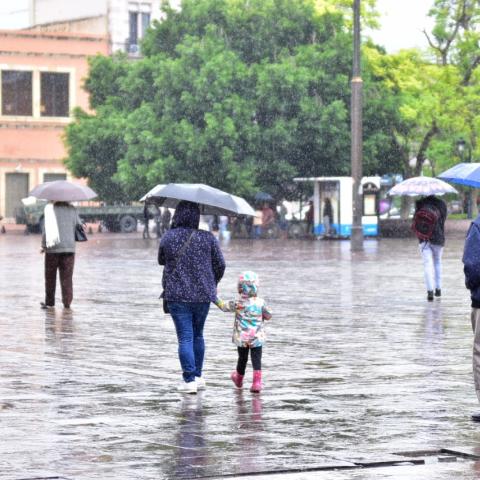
[5,172,29,218]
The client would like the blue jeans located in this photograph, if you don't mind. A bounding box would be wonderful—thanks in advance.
[419,242,443,291]
[168,302,210,383]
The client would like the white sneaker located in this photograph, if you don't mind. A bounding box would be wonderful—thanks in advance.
[178,381,197,394]
[195,376,206,390]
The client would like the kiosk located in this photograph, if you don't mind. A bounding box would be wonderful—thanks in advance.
[294,176,380,237]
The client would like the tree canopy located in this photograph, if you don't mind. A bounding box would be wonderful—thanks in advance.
[65,0,407,202]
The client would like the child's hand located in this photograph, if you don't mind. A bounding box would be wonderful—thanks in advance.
[214,297,227,310]
[214,297,235,312]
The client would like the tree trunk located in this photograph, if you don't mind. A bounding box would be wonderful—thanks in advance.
[414,122,439,177]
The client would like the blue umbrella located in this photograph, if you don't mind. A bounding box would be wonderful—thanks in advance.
[438,163,480,188]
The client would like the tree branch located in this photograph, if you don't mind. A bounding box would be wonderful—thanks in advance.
[414,122,439,176]
[462,55,480,86]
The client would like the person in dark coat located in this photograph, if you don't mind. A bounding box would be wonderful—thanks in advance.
[160,207,172,236]
[305,201,314,236]
[322,198,333,236]
[158,201,226,394]
[143,202,152,239]
[463,215,480,422]
[414,195,447,301]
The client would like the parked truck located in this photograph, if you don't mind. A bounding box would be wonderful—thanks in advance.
[19,198,146,234]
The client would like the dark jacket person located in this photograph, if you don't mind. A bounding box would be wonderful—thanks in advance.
[463,215,480,421]
[158,201,225,393]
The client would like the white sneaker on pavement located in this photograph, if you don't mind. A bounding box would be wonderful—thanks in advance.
[178,381,197,394]
[195,376,206,390]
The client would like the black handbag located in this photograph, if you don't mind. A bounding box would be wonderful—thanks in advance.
[75,224,88,242]
[161,231,195,314]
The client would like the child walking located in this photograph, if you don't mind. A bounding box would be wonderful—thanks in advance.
[215,271,272,392]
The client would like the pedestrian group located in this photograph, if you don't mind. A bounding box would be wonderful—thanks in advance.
[41,199,272,395]
[40,193,480,415]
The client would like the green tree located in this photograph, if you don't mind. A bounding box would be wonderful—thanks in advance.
[66,0,403,201]
[64,108,128,202]
[362,0,480,217]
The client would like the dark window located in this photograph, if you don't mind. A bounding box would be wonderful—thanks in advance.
[141,12,151,36]
[40,72,69,117]
[43,173,67,182]
[129,11,138,45]
[1,70,33,116]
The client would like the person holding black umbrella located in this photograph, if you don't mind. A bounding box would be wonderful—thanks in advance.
[40,201,82,310]
[158,201,225,394]
[29,180,96,311]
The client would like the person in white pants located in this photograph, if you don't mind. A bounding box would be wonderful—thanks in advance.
[414,195,447,301]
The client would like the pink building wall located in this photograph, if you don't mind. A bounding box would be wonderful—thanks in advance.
[0,30,109,219]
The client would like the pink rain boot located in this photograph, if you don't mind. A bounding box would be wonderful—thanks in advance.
[250,370,262,393]
[231,371,244,388]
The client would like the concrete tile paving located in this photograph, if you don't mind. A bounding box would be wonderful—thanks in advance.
[1,229,480,479]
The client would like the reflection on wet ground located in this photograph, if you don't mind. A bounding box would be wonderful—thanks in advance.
[1,231,479,479]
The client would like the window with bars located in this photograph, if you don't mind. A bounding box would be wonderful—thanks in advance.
[1,70,33,116]
[40,72,69,117]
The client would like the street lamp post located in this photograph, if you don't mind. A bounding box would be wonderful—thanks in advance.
[351,0,364,251]
[457,138,472,219]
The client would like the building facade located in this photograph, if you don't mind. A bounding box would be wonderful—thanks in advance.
[24,0,179,55]
[0,30,108,220]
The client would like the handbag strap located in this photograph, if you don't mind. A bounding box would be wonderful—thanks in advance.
[170,230,195,275]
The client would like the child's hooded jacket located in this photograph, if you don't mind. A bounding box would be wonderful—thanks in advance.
[216,271,272,348]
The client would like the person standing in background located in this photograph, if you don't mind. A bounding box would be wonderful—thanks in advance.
[253,209,263,239]
[143,202,152,239]
[413,195,447,301]
[305,201,314,237]
[323,198,333,237]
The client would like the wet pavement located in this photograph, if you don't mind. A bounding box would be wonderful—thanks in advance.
[2,226,480,479]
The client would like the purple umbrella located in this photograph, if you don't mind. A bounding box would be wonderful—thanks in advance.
[29,180,97,202]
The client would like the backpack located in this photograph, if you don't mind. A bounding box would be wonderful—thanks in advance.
[411,204,440,241]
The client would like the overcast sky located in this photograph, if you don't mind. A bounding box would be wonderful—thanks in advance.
[0,0,435,53]
[368,0,435,52]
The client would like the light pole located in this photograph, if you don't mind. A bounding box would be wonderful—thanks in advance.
[457,138,472,219]
[351,0,364,251]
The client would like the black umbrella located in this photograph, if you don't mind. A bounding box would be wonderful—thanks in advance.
[140,183,255,216]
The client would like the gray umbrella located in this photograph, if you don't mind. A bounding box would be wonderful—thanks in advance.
[29,180,97,202]
[141,183,255,216]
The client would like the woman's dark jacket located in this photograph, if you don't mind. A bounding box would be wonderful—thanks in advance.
[158,202,225,302]
[463,216,480,308]
[414,195,447,246]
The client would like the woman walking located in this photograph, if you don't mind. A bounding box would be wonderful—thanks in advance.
[158,201,225,394]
